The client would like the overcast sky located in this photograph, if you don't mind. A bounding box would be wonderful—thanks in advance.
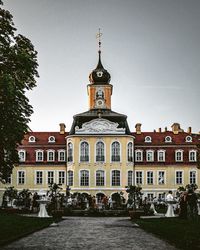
[4,0,200,133]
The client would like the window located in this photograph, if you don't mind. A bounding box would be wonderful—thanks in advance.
[127,170,133,186]
[18,171,25,185]
[68,170,73,186]
[135,150,143,162]
[127,142,133,162]
[96,141,105,162]
[58,171,65,185]
[36,150,44,162]
[68,143,73,162]
[5,175,11,184]
[96,170,105,186]
[36,171,43,185]
[185,136,192,142]
[157,150,165,162]
[175,150,183,162]
[146,150,154,162]
[80,142,89,162]
[47,150,55,162]
[165,136,172,143]
[147,171,153,185]
[111,141,120,162]
[136,171,143,185]
[176,171,183,185]
[158,193,165,201]
[28,136,35,143]
[47,171,54,184]
[80,170,89,186]
[158,171,165,185]
[145,136,152,143]
[48,136,55,143]
[189,150,196,162]
[147,193,154,201]
[18,150,26,162]
[189,171,196,184]
[58,150,65,162]
[111,170,120,186]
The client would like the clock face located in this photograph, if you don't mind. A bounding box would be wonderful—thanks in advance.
[96,71,103,77]
[97,100,103,106]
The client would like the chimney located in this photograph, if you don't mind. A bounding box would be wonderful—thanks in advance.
[158,128,161,133]
[135,123,142,134]
[165,127,167,132]
[187,127,192,134]
[171,123,180,134]
[59,123,66,134]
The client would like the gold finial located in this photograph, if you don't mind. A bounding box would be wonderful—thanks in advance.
[96,28,103,52]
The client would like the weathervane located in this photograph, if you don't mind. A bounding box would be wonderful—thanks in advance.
[96,28,103,52]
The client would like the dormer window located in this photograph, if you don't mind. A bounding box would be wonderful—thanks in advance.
[185,136,192,142]
[145,136,152,143]
[165,136,172,143]
[29,136,36,143]
[48,136,55,143]
[18,150,26,162]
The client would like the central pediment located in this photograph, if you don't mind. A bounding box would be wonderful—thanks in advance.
[75,118,125,135]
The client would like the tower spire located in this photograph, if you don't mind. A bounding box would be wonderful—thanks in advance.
[96,28,103,69]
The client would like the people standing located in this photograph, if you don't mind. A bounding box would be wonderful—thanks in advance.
[165,191,175,217]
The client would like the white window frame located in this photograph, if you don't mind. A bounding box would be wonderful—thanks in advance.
[175,150,183,162]
[185,136,192,142]
[46,170,55,185]
[110,141,121,163]
[17,170,26,185]
[79,141,90,163]
[5,174,12,185]
[95,170,105,186]
[58,150,66,162]
[135,170,143,185]
[146,171,154,185]
[127,142,133,162]
[28,136,36,143]
[146,150,154,162]
[35,170,43,185]
[145,136,152,143]
[47,150,55,162]
[189,150,197,162]
[175,170,183,185]
[79,169,90,186]
[18,149,26,162]
[67,142,73,162]
[111,170,121,186]
[157,170,166,185]
[36,150,44,162]
[127,170,133,186]
[58,170,66,185]
[48,136,55,143]
[189,170,197,184]
[95,141,105,163]
[135,150,143,162]
[165,136,172,143]
[68,170,74,186]
[157,150,165,162]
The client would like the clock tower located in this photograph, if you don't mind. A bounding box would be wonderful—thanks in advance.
[87,31,112,110]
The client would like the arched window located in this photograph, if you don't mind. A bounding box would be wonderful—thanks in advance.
[111,141,120,162]
[175,150,183,162]
[165,136,172,143]
[145,136,152,143]
[29,136,35,143]
[135,150,143,162]
[48,136,55,143]
[68,170,73,186]
[47,150,55,161]
[80,142,89,162]
[128,170,133,186]
[127,142,133,162]
[112,170,120,186]
[96,141,105,162]
[18,150,26,162]
[80,170,89,186]
[36,150,44,162]
[96,170,105,186]
[189,150,196,162]
[68,142,73,162]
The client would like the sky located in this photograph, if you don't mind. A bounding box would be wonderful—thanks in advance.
[3,0,200,133]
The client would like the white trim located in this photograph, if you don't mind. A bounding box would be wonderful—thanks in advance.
[135,149,143,162]
[110,169,121,187]
[185,135,192,142]
[189,150,197,162]
[79,140,90,163]
[189,169,197,184]
[28,136,36,143]
[110,140,122,163]
[157,150,166,162]
[46,170,55,185]
[146,150,154,162]
[18,149,26,162]
[127,170,133,186]
[57,170,66,185]
[67,142,74,163]
[145,136,152,143]
[157,170,166,185]
[95,140,106,163]
[165,136,172,143]
[47,149,55,162]
[95,169,105,187]
[135,170,144,185]
[17,170,26,185]
[175,149,183,162]
[79,169,90,187]
[58,149,66,162]
[175,170,184,185]
[146,170,154,185]
[35,149,44,162]
[127,141,133,163]
[34,170,44,185]
[67,169,74,186]
[48,136,56,143]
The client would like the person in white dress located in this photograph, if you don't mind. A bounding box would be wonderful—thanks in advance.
[38,195,50,218]
[165,191,175,217]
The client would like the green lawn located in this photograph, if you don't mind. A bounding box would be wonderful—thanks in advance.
[0,212,53,246]
[135,217,200,250]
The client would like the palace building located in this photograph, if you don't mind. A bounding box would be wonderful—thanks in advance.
[0,42,199,202]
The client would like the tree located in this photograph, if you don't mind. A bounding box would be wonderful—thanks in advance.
[47,183,63,211]
[0,1,39,181]
[2,186,18,207]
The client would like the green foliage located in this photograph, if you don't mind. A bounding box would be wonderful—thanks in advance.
[16,189,32,209]
[47,183,63,212]
[0,1,39,181]
[126,185,143,210]
[2,186,18,207]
